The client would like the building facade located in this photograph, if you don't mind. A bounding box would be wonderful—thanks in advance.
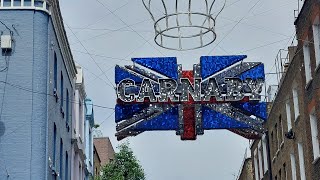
[0,1,96,180]
[94,137,115,168]
[237,158,254,180]
[71,66,86,180]
[251,0,320,180]
[93,143,102,177]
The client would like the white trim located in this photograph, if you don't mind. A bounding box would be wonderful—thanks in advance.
[303,38,312,84]
[254,149,260,180]
[310,111,320,160]
[258,141,264,179]
[0,0,50,14]
[262,135,268,173]
[313,16,320,68]
[286,101,292,130]
[298,143,306,180]
[290,153,297,180]
[292,88,300,121]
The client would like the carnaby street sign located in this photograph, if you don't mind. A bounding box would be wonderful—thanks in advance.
[114,55,267,141]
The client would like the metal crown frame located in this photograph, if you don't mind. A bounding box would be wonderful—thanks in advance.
[142,0,226,51]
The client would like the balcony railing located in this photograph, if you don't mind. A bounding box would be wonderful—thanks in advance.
[0,0,51,14]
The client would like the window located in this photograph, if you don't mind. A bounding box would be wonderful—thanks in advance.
[60,139,63,178]
[290,154,297,180]
[312,21,320,68]
[275,123,279,150]
[279,115,284,145]
[292,88,299,120]
[298,143,306,180]
[284,163,287,180]
[258,142,264,179]
[79,164,82,180]
[262,135,269,173]
[279,169,282,180]
[66,89,69,123]
[53,124,57,167]
[34,0,44,7]
[60,72,64,108]
[254,149,259,180]
[303,39,312,83]
[79,99,83,139]
[14,0,21,6]
[89,130,93,162]
[54,53,57,90]
[310,112,320,160]
[3,0,11,7]
[271,131,274,156]
[286,101,292,131]
[65,151,68,180]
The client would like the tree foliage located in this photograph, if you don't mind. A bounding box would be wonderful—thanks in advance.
[97,142,145,180]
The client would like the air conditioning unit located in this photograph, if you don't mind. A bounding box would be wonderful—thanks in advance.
[1,35,12,50]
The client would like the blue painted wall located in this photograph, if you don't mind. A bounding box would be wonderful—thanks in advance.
[0,10,74,180]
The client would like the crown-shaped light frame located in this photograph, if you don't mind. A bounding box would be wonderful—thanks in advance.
[142,0,226,51]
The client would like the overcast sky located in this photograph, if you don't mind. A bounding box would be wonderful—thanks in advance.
[60,0,298,179]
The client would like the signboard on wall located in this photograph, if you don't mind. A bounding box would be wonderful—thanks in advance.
[115,55,267,141]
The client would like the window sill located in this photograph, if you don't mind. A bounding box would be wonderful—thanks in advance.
[294,115,300,123]
[305,79,313,89]
[312,156,320,164]
[316,63,320,73]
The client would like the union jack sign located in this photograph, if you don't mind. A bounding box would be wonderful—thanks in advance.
[115,56,267,141]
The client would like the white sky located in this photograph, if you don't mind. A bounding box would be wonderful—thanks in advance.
[60,0,298,179]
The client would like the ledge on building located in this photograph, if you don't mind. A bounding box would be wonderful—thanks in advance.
[0,0,51,14]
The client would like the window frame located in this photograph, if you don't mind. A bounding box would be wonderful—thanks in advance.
[286,101,292,131]
[60,72,64,109]
[292,88,300,121]
[310,110,320,161]
[302,38,312,84]
[312,16,320,69]
[66,89,69,123]
[53,123,57,167]
[262,135,269,173]
[290,153,297,180]
[298,143,306,180]
[54,53,58,90]
[254,149,260,180]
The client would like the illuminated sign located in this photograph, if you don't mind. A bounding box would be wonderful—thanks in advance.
[115,55,267,141]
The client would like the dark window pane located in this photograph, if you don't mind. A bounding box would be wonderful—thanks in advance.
[14,0,21,6]
[34,0,43,7]
[24,0,31,6]
[3,0,11,7]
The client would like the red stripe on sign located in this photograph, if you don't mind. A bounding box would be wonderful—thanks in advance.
[181,104,196,140]
[181,70,196,140]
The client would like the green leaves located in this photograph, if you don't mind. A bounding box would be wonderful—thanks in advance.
[99,142,145,180]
